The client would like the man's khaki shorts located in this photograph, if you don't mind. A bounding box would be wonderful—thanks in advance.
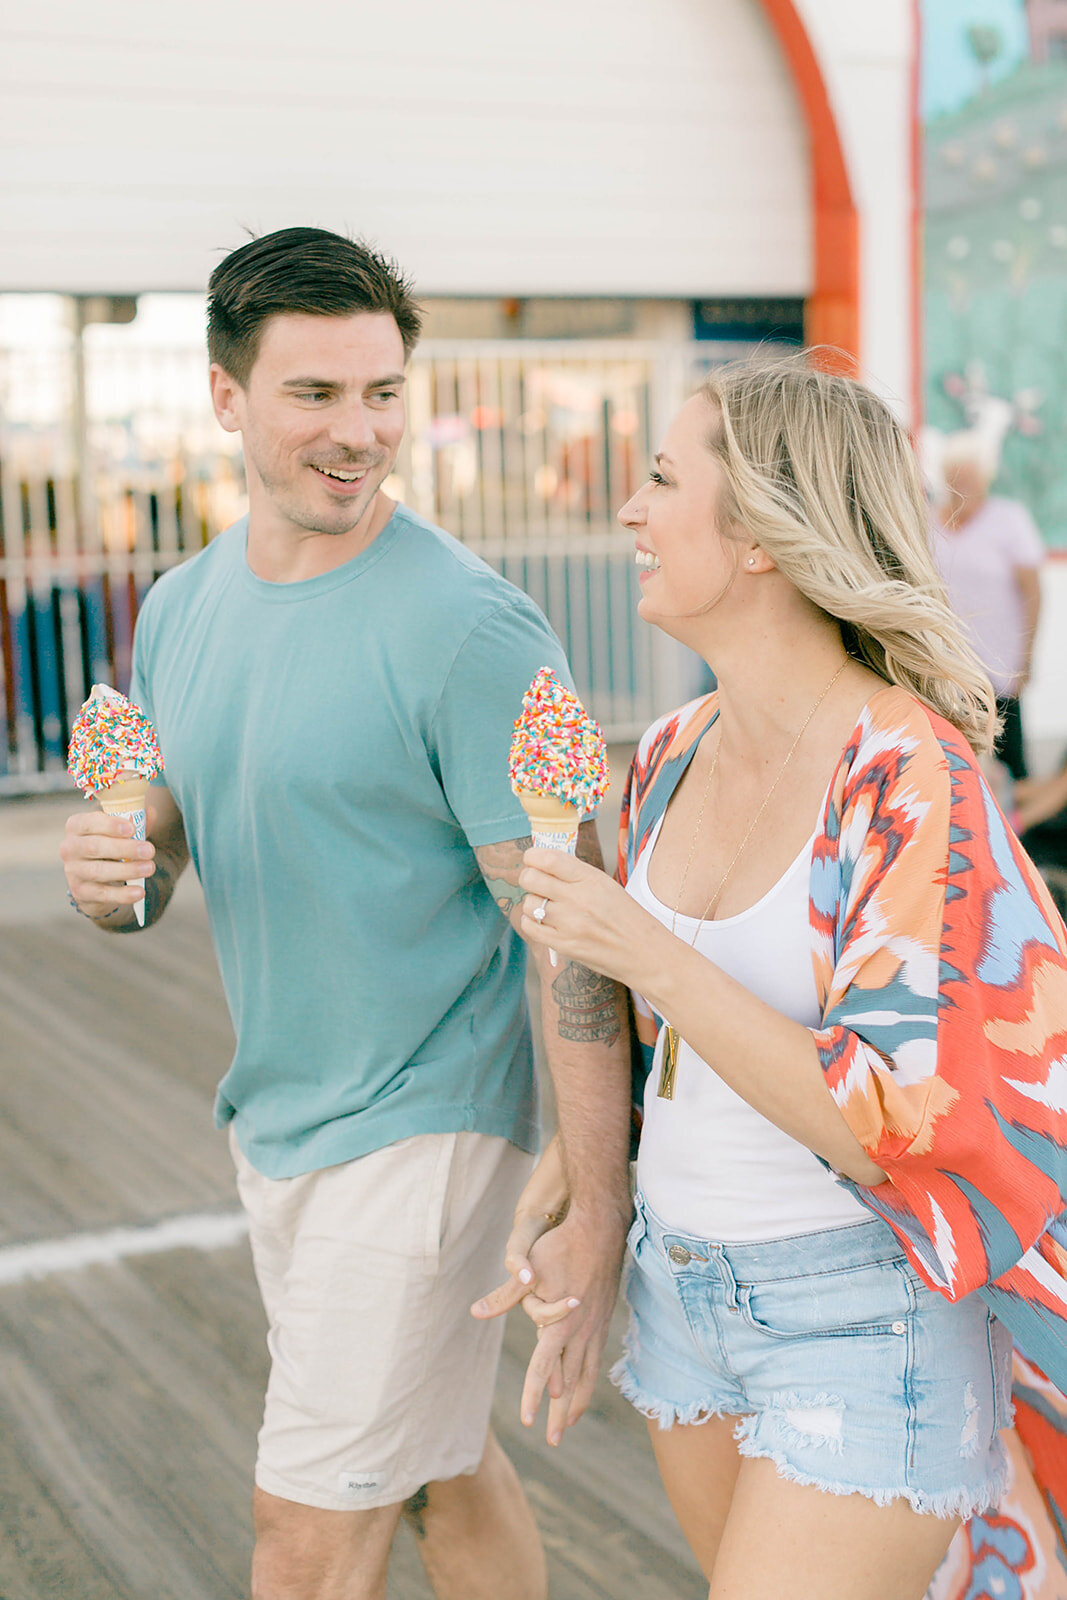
[230,1126,532,1511]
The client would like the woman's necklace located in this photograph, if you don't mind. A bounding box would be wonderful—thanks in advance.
[657,657,848,1099]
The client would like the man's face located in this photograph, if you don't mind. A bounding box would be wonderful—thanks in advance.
[211,312,408,540]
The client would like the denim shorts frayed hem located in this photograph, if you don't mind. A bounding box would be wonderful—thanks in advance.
[610,1356,1011,1521]
[609,1353,738,1431]
[732,1415,1012,1522]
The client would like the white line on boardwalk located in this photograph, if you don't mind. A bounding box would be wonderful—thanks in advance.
[0,1210,249,1285]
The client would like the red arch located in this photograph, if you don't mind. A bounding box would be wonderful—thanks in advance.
[757,0,860,370]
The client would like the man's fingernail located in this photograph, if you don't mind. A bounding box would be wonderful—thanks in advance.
[519,1268,533,1285]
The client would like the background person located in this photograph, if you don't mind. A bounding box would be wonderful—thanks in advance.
[481,356,1067,1600]
[60,227,632,1600]
[931,440,1044,782]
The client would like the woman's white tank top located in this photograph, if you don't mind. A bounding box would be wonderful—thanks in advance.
[627,812,870,1242]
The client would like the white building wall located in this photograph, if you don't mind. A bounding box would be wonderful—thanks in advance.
[793,0,916,414]
[1,0,810,300]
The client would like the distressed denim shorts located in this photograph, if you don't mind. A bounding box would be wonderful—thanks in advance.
[610,1193,1013,1519]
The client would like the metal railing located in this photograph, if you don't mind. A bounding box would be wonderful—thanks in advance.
[0,336,750,793]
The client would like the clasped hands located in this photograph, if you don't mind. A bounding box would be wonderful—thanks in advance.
[471,1148,629,1450]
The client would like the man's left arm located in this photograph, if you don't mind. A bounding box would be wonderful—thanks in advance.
[474,820,633,1445]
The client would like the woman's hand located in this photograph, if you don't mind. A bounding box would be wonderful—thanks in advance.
[518,848,663,991]
[471,1133,578,1326]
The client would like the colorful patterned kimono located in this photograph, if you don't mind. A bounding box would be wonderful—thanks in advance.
[618,685,1067,1595]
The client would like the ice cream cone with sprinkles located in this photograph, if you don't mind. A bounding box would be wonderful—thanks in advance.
[67,684,164,926]
[508,666,609,963]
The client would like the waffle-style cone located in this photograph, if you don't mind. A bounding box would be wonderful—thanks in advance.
[98,772,149,926]
[515,788,581,845]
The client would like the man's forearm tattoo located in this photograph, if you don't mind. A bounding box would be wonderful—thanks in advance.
[551,961,622,1044]
[475,836,533,912]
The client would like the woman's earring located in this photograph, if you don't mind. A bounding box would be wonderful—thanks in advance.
[747,557,756,567]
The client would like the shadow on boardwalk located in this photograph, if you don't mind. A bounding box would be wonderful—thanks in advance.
[0,796,701,1599]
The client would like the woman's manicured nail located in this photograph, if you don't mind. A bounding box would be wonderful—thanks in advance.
[519,1268,533,1284]
[522,1412,534,1426]
[566,1297,581,1309]
[472,1299,487,1315]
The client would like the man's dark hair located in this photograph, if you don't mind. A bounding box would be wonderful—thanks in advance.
[207,227,423,386]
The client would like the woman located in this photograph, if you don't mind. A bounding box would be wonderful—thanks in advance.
[476,356,1067,1599]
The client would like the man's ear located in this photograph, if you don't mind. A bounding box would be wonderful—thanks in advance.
[209,363,243,434]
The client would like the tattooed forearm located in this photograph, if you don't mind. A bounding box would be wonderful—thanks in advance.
[551,960,623,1044]
[474,836,533,913]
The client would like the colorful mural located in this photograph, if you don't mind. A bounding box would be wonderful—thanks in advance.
[923,0,1067,545]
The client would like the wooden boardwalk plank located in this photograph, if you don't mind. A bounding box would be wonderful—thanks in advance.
[0,1244,702,1599]
[0,910,236,1246]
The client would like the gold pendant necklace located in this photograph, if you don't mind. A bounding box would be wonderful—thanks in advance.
[657,658,848,1099]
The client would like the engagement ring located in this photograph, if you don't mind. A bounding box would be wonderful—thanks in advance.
[532,899,548,923]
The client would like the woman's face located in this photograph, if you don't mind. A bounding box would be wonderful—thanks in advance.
[618,394,741,630]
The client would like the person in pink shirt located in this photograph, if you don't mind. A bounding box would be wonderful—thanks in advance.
[931,444,1044,780]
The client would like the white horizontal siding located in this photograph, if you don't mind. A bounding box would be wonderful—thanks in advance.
[792,0,915,410]
[0,0,810,296]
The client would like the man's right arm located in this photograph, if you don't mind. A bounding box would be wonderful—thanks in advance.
[60,785,189,933]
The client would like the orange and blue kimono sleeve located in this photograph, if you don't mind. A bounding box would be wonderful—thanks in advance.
[809,697,1067,1307]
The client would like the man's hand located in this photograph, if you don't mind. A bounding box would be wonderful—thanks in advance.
[61,785,189,930]
[515,1208,629,1447]
[61,810,156,921]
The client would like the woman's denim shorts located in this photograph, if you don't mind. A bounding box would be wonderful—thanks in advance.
[610,1193,1013,1519]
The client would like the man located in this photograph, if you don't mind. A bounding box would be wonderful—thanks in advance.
[932,442,1044,781]
[61,227,631,1600]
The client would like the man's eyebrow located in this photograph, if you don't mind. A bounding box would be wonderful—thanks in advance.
[280,373,408,390]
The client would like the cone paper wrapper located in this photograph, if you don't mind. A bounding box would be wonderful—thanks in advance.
[516,791,581,963]
[98,777,148,927]
[530,819,580,854]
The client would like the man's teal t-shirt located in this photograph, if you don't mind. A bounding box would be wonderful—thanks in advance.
[129,505,572,1178]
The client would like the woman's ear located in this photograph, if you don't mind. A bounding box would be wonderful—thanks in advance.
[743,546,776,573]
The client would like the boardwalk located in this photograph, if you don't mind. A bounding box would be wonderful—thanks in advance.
[0,796,702,1599]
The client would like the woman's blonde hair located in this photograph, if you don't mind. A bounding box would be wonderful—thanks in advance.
[699,352,998,755]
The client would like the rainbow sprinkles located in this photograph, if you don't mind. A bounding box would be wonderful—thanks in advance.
[508,667,609,814]
[67,684,164,797]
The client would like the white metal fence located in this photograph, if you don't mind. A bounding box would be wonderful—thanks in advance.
[0,336,752,794]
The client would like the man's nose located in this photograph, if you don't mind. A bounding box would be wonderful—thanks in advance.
[330,400,377,452]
